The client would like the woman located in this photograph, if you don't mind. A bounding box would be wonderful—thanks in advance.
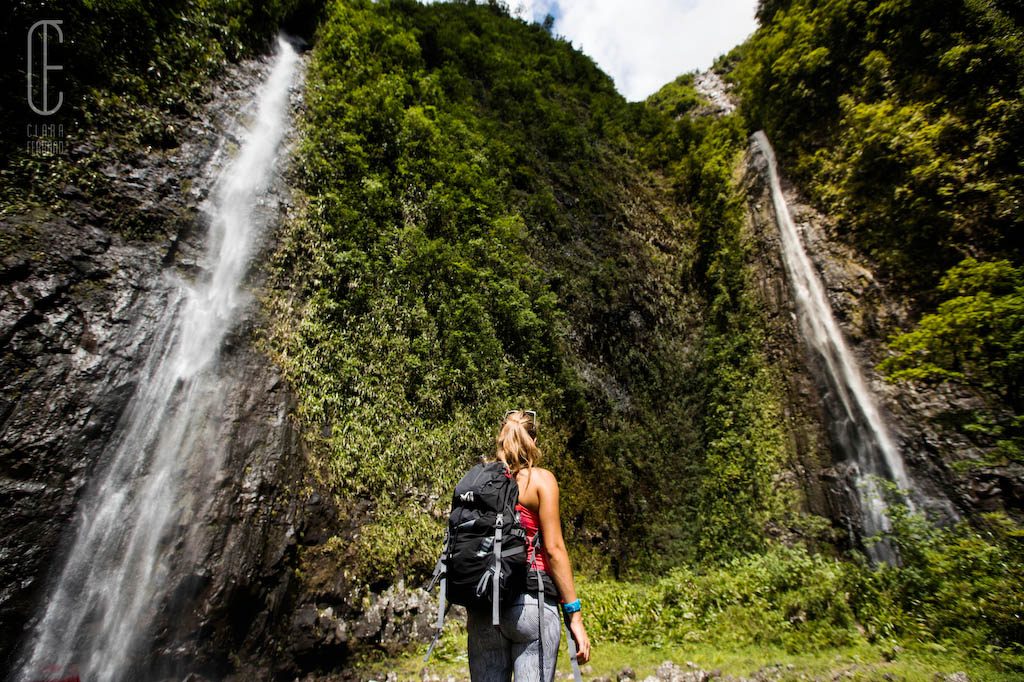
[466,409,591,682]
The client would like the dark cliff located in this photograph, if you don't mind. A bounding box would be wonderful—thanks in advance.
[1,52,313,678]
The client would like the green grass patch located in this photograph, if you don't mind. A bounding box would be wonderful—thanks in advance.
[374,637,1004,682]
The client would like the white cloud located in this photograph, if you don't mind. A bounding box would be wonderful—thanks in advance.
[417,0,758,101]
[553,0,757,101]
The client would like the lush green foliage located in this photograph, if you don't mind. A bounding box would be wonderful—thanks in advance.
[584,545,858,653]
[1,0,320,220]
[881,258,1024,406]
[266,0,796,591]
[732,4,1024,662]
[396,513,1022,677]
[645,74,703,119]
[4,0,1021,673]
[734,0,1024,469]
[855,508,1024,668]
[641,72,797,560]
[580,510,1024,671]
[733,0,1023,288]
[880,257,1024,459]
[613,73,798,564]
[270,0,659,586]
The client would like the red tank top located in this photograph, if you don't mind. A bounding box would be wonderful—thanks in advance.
[515,503,549,572]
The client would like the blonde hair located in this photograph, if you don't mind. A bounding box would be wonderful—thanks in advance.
[494,410,541,475]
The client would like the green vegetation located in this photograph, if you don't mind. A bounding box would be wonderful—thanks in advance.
[587,508,1023,669]
[680,116,793,561]
[267,0,615,587]
[880,257,1024,461]
[379,511,1022,679]
[265,0,794,598]
[733,0,1023,289]
[387,638,1009,682]
[1,0,320,220]
[733,0,1024,471]
[9,0,1020,676]
[262,1,1023,675]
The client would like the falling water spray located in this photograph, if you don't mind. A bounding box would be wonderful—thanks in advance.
[752,131,914,563]
[16,37,301,682]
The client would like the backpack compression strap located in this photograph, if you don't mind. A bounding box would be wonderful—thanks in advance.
[536,544,545,681]
[492,512,503,626]
[530,529,551,682]
[532,529,583,682]
[423,532,449,662]
[423,571,447,662]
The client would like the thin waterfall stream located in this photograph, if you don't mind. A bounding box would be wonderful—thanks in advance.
[16,37,302,682]
[752,131,915,563]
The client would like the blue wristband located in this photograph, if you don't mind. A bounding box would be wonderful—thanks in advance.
[561,599,581,614]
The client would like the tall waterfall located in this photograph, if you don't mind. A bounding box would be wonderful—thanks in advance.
[16,37,301,682]
[752,131,914,563]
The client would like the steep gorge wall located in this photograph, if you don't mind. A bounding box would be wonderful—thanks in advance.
[3,3,1020,678]
[741,134,1021,547]
[739,146,835,530]
[0,51,316,679]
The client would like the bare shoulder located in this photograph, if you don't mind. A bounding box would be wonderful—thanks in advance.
[531,467,559,491]
[517,467,559,499]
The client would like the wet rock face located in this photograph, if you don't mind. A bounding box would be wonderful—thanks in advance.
[1,42,437,679]
[0,180,206,669]
[0,211,148,665]
[966,464,1024,512]
[145,337,308,681]
[243,580,439,680]
[0,52,311,674]
[740,147,838,532]
[741,135,1017,544]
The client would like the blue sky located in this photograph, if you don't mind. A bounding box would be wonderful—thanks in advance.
[419,0,759,101]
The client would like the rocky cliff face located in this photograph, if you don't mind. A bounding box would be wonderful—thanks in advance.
[739,153,836,533]
[741,135,1023,547]
[2,42,444,681]
[0,50,316,679]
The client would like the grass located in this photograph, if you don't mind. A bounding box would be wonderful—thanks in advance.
[356,632,1014,682]
[346,592,1017,682]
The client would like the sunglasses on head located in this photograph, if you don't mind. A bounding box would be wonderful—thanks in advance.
[503,409,538,435]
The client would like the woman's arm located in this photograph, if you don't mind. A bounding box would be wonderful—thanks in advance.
[535,470,575,601]
[536,469,591,663]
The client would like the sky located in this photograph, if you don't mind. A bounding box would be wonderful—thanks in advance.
[418,0,760,101]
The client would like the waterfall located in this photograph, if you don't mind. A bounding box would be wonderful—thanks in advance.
[751,131,914,563]
[16,37,301,682]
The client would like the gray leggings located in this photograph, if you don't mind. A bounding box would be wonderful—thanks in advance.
[466,592,561,682]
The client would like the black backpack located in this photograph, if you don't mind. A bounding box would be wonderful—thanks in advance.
[422,460,585,682]
[423,461,530,657]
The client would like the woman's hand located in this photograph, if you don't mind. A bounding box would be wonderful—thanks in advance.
[567,612,590,664]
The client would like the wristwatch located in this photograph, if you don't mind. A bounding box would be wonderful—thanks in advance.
[561,598,582,615]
